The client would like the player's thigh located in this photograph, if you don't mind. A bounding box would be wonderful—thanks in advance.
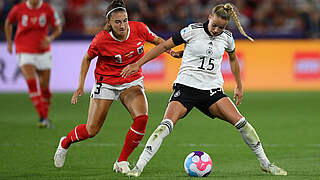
[17,53,37,80]
[120,85,147,118]
[208,97,243,125]
[163,101,188,125]
[20,64,37,80]
[87,98,113,135]
[37,69,51,88]
[205,103,226,120]
[36,52,53,70]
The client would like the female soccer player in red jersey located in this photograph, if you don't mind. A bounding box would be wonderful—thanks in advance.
[54,0,181,173]
[5,0,62,128]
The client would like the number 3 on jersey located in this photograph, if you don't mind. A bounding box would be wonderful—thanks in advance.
[198,57,215,71]
[94,83,102,94]
[115,54,122,63]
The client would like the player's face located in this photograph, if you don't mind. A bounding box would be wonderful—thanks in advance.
[208,14,228,36]
[108,11,129,38]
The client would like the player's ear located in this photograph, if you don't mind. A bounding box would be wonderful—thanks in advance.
[104,19,111,31]
[104,24,111,31]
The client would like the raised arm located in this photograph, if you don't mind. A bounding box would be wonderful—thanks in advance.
[228,50,243,106]
[71,53,94,104]
[121,38,176,78]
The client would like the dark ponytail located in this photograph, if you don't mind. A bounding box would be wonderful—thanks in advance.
[105,0,127,19]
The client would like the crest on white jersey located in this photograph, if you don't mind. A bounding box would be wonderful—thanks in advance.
[174,90,181,97]
[206,48,213,56]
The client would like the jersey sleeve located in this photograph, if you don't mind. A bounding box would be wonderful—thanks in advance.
[48,6,61,27]
[225,35,235,53]
[172,25,192,46]
[139,22,156,42]
[87,35,99,58]
[7,5,19,24]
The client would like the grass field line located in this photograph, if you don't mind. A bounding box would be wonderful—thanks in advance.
[1,143,319,148]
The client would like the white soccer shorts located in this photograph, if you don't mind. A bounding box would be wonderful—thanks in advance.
[90,77,145,100]
[17,51,52,70]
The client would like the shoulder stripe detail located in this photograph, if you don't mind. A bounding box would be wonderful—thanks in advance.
[191,23,203,29]
[223,30,232,37]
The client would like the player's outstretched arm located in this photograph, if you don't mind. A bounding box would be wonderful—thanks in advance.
[71,53,94,104]
[121,38,176,78]
[228,50,243,106]
[151,35,183,58]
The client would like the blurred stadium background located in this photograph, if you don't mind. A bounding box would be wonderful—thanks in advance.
[0,0,320,92]
[0,0,320,179]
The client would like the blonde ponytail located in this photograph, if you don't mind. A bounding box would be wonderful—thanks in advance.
[224,3,254,42]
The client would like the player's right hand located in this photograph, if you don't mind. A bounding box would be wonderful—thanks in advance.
[41,37,50,49]
[71,88,84,104]
[121,63,140,78]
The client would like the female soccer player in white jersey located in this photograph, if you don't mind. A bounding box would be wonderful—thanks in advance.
[122,3,287,177]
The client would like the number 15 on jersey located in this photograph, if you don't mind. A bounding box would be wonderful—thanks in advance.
[198,57,215,71]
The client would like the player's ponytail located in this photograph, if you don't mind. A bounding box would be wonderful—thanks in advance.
[213,3,254,42]
[105,0,127,19]
[224,3,254,41]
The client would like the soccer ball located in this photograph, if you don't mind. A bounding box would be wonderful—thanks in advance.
[184,151,213,177]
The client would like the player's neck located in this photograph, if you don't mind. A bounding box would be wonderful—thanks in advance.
[112,30,129,41]
[30,4,38,8]
[117,33,128,41]
[26,0,43,9]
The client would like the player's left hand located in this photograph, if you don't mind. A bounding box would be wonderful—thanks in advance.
[234,86,243,106]
[121,63,140,78]
[41,36,51,49]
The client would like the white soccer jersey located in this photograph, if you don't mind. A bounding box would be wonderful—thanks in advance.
[172,21,235,90]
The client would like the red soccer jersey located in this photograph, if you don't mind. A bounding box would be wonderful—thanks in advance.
[87,21,156,85]
[7,1,60,53]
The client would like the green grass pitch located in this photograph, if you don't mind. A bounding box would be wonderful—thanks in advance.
[0,91,319,179]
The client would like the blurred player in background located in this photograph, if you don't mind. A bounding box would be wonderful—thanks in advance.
[122,3,287,177]
[4,0,62,128]
[53,0,181,173]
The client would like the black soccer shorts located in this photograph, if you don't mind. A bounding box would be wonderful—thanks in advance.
[169,83,227,118]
